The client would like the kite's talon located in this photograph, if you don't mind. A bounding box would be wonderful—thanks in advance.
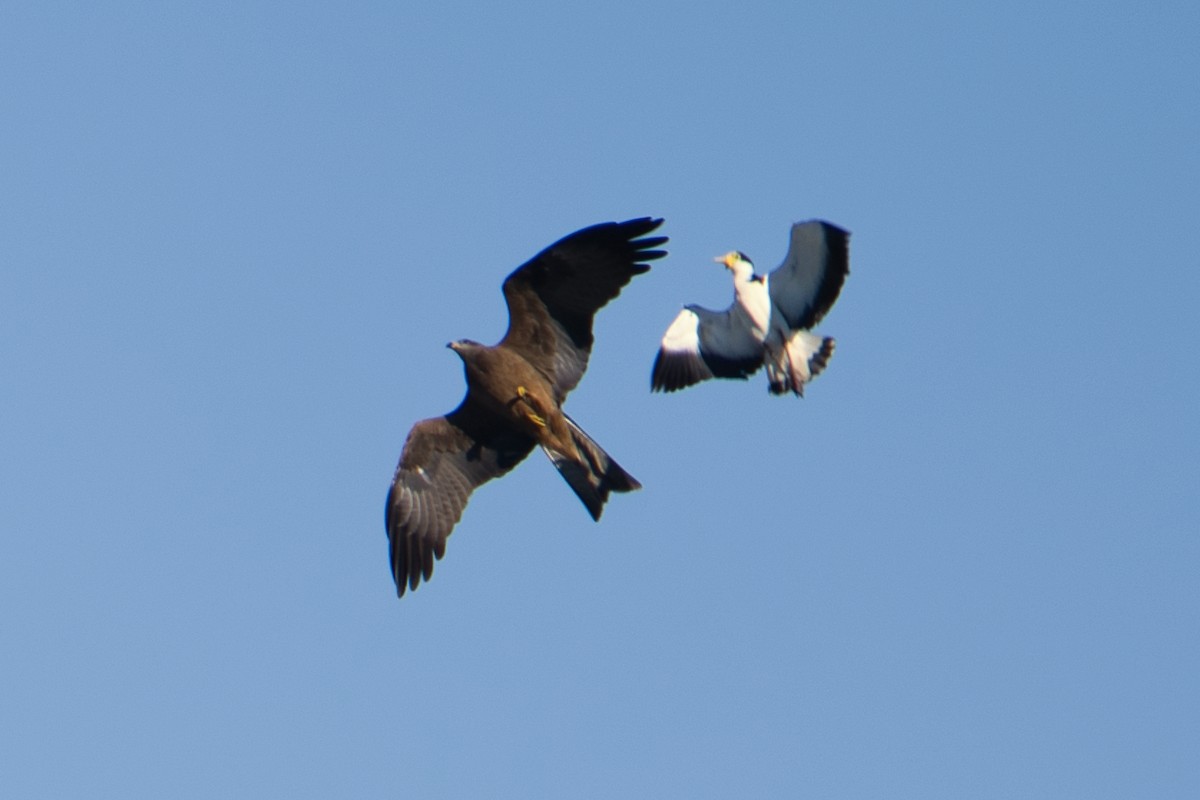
[514,385,546,427]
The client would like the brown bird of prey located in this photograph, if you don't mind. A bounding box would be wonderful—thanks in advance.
[385,218,667,597]
[651,220,849,397]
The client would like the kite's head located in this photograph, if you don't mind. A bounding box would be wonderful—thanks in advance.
[447,339,484,357]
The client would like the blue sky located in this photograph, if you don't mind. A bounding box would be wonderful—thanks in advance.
[3,2,1198,797]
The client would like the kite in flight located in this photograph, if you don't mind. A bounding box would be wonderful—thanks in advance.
[386,218,667,597]
[651,219,849,397]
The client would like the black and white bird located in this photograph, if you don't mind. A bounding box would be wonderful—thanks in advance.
[651,220,849,397]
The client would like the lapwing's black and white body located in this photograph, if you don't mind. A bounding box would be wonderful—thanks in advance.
[652,220,849,397]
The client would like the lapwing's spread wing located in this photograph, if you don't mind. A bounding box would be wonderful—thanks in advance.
[651,305,764,392]
[768,220,850,330]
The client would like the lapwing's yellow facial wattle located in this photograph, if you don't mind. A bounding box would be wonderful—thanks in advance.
[715,252,738,270]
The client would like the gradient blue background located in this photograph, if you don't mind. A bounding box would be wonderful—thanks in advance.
[3,2,1197,797]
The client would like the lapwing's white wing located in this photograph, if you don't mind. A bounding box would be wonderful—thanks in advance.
[651,305,763,392]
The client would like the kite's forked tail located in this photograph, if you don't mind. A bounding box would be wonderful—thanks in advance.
[542,414,641,521]
[767,330,836,396]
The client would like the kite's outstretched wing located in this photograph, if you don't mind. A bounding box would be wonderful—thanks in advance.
[768,220,850,330]
[500,217,667,399]
[385,403,535,597]
[651,305,763,392]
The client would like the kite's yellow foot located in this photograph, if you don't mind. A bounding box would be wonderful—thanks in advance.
[515,386,547,427]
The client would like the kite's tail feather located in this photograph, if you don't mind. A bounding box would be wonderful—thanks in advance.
[543,415,641,521]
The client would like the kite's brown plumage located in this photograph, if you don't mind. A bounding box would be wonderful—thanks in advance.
[386,218,666,597]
